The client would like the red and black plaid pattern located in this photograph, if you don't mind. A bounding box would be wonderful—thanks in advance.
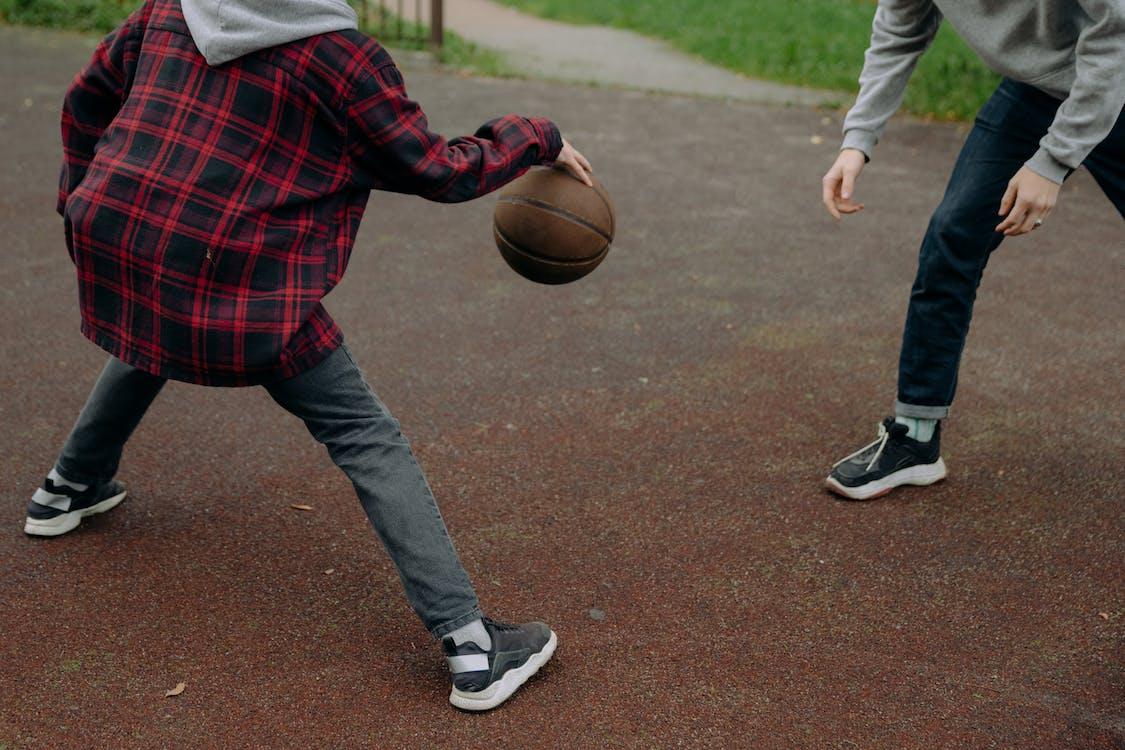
[60,0,562,386]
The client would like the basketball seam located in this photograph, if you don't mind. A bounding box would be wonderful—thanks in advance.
[591,184,615,237]
[495,226,610,267]
[497,196,614,243]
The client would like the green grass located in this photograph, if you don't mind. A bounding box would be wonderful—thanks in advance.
[494,0,998,119]
[0,0,510,76]
[0,0,138,32]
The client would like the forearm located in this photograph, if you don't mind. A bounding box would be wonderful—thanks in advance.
[1026,0,1125,183]
[347,62,562,201]
[418,116,562,204]
[57,7,146,214]
[841,0,942,159]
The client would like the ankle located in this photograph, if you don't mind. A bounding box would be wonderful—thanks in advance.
[446,618,492,651]
[894,416,937,443]
[47,467,89,492]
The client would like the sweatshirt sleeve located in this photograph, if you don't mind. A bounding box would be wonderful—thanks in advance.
[346,62,563,203]
[58,6,147,216]
[841,0,943,160]
[1025,0,1125,184]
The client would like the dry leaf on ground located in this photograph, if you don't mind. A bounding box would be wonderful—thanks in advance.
[289,504,313,511]
[164,682,186,697]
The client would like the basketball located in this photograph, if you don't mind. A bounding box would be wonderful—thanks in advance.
[493,167,615,285]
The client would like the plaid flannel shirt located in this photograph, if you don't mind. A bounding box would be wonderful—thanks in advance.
[59,0,562,386]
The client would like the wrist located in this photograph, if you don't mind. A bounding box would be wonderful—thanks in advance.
[840,129,875,162]
[1025,148,1068,185]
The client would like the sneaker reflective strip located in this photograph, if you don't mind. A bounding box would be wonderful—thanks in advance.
[447,654,490,673]
[31,488,72,512]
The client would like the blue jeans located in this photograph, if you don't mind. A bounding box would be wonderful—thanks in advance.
[55,345,482,638]
[896,79,1125,419]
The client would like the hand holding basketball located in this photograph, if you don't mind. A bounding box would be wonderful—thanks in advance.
[553,139,594,187]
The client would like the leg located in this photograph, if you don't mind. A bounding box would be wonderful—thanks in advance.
[26,356,166,535]
[56,356,167,484]
[264,345,481,637]
[896,80,1064,418]
[826,81,1068,501]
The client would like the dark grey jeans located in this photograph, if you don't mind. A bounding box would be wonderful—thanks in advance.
[54,345,482,638]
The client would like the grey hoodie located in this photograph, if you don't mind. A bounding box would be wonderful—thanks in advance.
[842,0,1125,183]
[181,0,358,67]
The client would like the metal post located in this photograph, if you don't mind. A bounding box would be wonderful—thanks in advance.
[430,0,443,48]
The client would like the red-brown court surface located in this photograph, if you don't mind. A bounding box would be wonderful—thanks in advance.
[1,25,1121,750]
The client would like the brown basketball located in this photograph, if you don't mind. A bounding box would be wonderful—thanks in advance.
[493,167,615,285]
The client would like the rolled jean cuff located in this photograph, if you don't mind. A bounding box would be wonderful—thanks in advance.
[894,400,949,420]
[430,606,485,640]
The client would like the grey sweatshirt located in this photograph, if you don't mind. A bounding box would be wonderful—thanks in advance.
[842,0,1125,183]
[180,0,358,66]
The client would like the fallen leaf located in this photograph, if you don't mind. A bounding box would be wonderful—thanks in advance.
[1099,612,1110,620]
[164,682,186,697]
[810,135,824,145]
[324,568,335,575]
[290,504,313,511]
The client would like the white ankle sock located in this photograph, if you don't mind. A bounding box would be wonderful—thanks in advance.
[48,467,87,492]
[895,416,937,443]
[447,619,491,651]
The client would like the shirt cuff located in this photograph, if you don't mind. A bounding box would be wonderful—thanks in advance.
[529,118,563,164]
[1025,147,1069,185]
[841,129,876,162]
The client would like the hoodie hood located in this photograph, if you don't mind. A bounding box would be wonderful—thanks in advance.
[181,0,359,66]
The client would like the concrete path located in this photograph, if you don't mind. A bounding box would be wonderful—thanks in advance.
[440,0,842,106]
[1,23,1123,750]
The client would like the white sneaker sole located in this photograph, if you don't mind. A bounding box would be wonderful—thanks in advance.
[23,490,127,537]
[449,631,557,712]
[825,458,947,501]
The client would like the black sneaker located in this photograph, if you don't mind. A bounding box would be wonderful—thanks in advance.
[826,418,946,500]
[24,476,127,537]
[443,618,557,711]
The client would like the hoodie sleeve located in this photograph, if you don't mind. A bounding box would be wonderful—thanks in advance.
[1025,0,1125,184]
[841,0,943,160]
[58,5,148,215]
[345,62,563,203]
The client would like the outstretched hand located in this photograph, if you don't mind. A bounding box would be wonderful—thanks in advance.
[821,148,867,220]
[996,166,1060,236]
[553,138,594,187]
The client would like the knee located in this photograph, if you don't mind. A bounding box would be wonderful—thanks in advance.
[917,200,997,287]
[925,201,966,246]
[319,412,409,461]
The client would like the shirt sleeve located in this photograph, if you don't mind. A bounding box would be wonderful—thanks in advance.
[840,0,943,160]
[345,61,563,203]
[1026,0,1125,184]
[58,5,148,216]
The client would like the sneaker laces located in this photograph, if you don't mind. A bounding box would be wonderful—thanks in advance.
[833,418,905,472]
[482,617,521,632]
